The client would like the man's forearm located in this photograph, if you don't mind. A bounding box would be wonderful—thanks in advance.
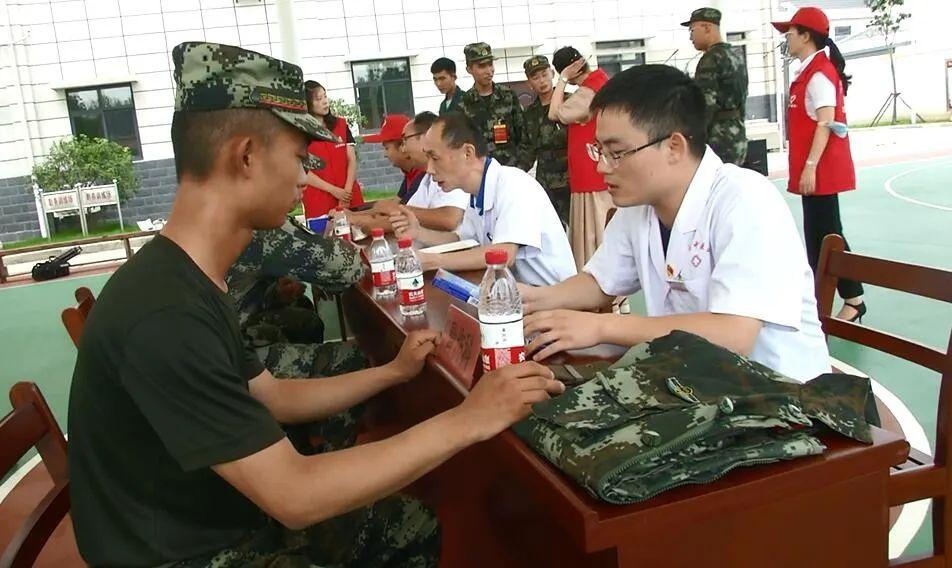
[411,206,464,232]
[599,312,761,356]
[287,406,480,527]
[423,243,519,273]
[414,226,460,246]
[257,364,403,424]
[533,272,613,312]
[547,81,567,121]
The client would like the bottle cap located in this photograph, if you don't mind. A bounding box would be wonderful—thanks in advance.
[371,228,385,238]
[485,249,508,265]
[335,206,344,212]
[398,237,413,249]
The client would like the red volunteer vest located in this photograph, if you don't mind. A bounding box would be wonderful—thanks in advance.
[302,117,365,218]
[787,51,855,196]
[567,69,609,193]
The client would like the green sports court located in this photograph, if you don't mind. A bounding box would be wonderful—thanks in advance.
[1,154,950,560]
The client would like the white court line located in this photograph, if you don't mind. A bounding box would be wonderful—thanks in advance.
[884,160,952,212]
[832,357,932,559]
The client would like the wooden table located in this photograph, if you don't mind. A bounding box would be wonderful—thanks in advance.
[344,273,910,568]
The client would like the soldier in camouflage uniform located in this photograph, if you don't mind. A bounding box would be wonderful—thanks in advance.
[226,215,368,453]
[458,42,528,169]
[518,55,571,225]
[683,8,749,165]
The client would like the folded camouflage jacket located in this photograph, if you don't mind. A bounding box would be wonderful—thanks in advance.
[513,331,880,504]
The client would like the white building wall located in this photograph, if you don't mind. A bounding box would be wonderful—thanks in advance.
[16,0,929,181]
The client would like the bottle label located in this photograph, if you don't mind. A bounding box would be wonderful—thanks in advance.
[397,271,425,306]
[334,225,351,241]
[371,260,396,286]
[479,315,525,372]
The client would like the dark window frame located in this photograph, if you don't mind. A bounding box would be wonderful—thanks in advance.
[350,58,415,131]
[726,32,748,66]
[834,25,852,41]
[65,83,142,160]
[595,39,646,78]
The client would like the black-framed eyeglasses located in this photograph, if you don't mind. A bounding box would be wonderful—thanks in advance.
[586,134,674,168]
[400,132,424,146]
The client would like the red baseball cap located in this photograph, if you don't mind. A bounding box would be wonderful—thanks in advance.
[362,114,412,143]
[772,7,830,36]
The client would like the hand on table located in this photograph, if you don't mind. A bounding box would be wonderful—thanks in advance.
[389,206,421,241]
[523,309,604,361]
[385,330,442,383]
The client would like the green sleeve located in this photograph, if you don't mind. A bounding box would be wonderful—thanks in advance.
[235,223,366,294]
[510,93,528,170]
[517,109,539,171]
[694,51,721,129]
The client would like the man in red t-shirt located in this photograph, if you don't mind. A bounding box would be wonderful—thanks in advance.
[548,46,614,271]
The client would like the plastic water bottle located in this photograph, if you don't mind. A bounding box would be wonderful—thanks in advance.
[333,207,351,241]
[478,249,525,372]
[395,237,426,316]
[368,228,396,297]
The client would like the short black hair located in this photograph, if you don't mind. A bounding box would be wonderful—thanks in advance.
[412,111,438,134]
[430,57,456,75]
[590,64,707,158]
[432,112,487,157]
[170,109,286,182]
[552,46,588,74]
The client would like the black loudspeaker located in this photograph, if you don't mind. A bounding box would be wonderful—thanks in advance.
[743,139,768,176]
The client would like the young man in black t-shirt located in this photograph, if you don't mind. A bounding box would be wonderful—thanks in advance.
[67,42,566,568]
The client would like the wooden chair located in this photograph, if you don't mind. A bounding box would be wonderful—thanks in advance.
[815,234,952,567]
[0,382,71,568]
[60,287,95,348]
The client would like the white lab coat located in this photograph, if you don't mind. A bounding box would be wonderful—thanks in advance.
[585,148,830,382]
[456,158,577,286]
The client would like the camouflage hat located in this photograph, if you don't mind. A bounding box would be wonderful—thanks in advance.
[172,42,336,143]
[464,42,497,65]
[681,7,722,27]
[523,55,550,76]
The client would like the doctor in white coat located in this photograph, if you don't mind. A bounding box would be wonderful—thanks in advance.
[521,64,830,382]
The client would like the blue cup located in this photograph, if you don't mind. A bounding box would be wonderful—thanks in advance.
[306,216,329,234]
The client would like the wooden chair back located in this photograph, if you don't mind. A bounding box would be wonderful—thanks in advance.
[60,287,95,348]
[0,382,70,568]
[816,234,952,567]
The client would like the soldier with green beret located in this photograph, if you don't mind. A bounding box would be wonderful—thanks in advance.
[459,42,528,169]
[67,42,564,568]
[683,7,750,165]
[518,54,570,225]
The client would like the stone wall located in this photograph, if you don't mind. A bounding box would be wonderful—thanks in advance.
[0,176,41,245]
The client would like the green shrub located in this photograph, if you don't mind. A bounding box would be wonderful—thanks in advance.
[32,135,139,201]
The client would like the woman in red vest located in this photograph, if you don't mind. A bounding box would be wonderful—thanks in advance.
[302,80,364,218]
[773,7,866,322]
[549,46,614,272]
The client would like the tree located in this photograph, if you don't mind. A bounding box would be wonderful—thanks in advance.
[866,0,911,124]
[32,135,139,201]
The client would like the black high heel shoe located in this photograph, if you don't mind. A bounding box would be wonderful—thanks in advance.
[843,301,867,323]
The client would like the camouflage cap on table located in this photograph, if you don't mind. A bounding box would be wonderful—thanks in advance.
[523,55,550,76]
[172,42,337,147]
[464,42,497,65]
[680,7,722,26]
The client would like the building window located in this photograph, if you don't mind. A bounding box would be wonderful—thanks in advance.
[595,40,645,78]
[726,32,747,66]
[66,83,141,159]
[835,26,852,41]
[351,58,414,131]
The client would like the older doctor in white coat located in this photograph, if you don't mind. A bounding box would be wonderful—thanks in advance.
[520,64,830,382]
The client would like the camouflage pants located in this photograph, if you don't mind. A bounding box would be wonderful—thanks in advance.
[245,302,325,346]
[262,340,368,454]
[168,494,440,568]
[708,120,747,166]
